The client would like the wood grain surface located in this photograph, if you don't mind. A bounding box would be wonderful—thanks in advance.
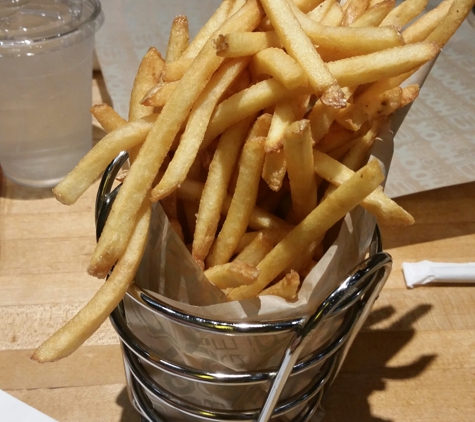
[1,72,474,422]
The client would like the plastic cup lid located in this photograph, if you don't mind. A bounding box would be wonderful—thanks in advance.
[0,0,104,57]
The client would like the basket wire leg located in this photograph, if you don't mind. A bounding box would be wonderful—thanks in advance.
[257,253,392,422]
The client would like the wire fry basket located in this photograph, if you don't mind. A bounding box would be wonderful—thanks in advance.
[96,152,392,422]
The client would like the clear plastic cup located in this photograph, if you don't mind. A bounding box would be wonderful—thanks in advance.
[0,0,104,188]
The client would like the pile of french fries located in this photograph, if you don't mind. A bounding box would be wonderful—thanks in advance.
[32,0,475,363]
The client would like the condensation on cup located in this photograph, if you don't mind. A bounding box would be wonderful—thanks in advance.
[0,0,103,188]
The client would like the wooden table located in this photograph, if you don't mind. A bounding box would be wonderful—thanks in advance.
[1,73,474,422]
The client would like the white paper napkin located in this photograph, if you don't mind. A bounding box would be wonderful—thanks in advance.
[402,261,475,288]
[0,390,58,422]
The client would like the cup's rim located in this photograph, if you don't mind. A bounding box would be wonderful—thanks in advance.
[0,0,104,56]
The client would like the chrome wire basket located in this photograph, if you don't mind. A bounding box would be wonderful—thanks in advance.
[96,152,392,422]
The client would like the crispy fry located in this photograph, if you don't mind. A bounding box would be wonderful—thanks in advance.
[262,150,287,192]
[180,0,236,62]
[161,58,193,82]
[313,150,414,225]
[88,0,265,278]
[339,118,385,171]
[283,120,318,222]
[400,84,420,108]
[260,0,345,107]
[317,122,370,154]
[327,42,440,88]
[360,86,403,119]
[151,57,249,201]
[307,0,336,22]
[294,0,326,13]
[266,100,300,152]
[380,0,428,27]
[293,19,403,60]
[250,48,308,90]
[320,1,344,25]
[192,116,256,265]
[403,0,453,43]
[166,15,189,63]
[128,47,165,161]
[206,135,267,267]
[227,159,385,300]
[53,121,153,205]
[214,31,282,57]
[350,0,396,27]
[177,178,291,231]
[32,199,151,362]
[234,232,274,266]
[90,104,127,133]
[334,103,369,131]
[342,0,370,26]
[425,0,474,47]
[260,98,307,191]
[308,99,340,144]
[258,270,300,301]
[353,71,414,107]
[204,260,260,289]
[141,80,179,107]
[162,0,236,82]
[128,47,164,122]
[235,228,292,254]
[204,79,307,147]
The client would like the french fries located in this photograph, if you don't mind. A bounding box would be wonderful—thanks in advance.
[34,0,473,362]
[32,198,152,362]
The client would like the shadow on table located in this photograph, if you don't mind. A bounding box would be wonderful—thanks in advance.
[117,387,142,422]
[321,304,435,422]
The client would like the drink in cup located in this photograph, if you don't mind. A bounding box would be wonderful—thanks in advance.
[0,0,103,188]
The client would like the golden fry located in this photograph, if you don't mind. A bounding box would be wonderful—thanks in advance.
[260,0,345,107]
[128,47,164,122]
[141,80,179,107]
[234,232,274,266]
[283,120,318,222]
[262,150,287,192]
[192,116,255,265]
[165,15,189,63]
[380,0,428,27]
[342,0,370,26]
[151,58,249,201]
[402,0,453,43]
[327,42,440,87]
[426,0,475,46]
[32,199,151,362]
[313,150,414,225]
[228,160,385,300]
[91,103,127,133]
[250,48,308,90]
[204,260,260,289]
[320,2,344,25]
[214,31,282,57]
[350,0,396,27]
[206,135,267,267]
[176,178,290,231]
[307,0,337,22]
[88,0,265,278]
[204,79,307,146]
[53,121,152,205]
[258,270,300,301]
